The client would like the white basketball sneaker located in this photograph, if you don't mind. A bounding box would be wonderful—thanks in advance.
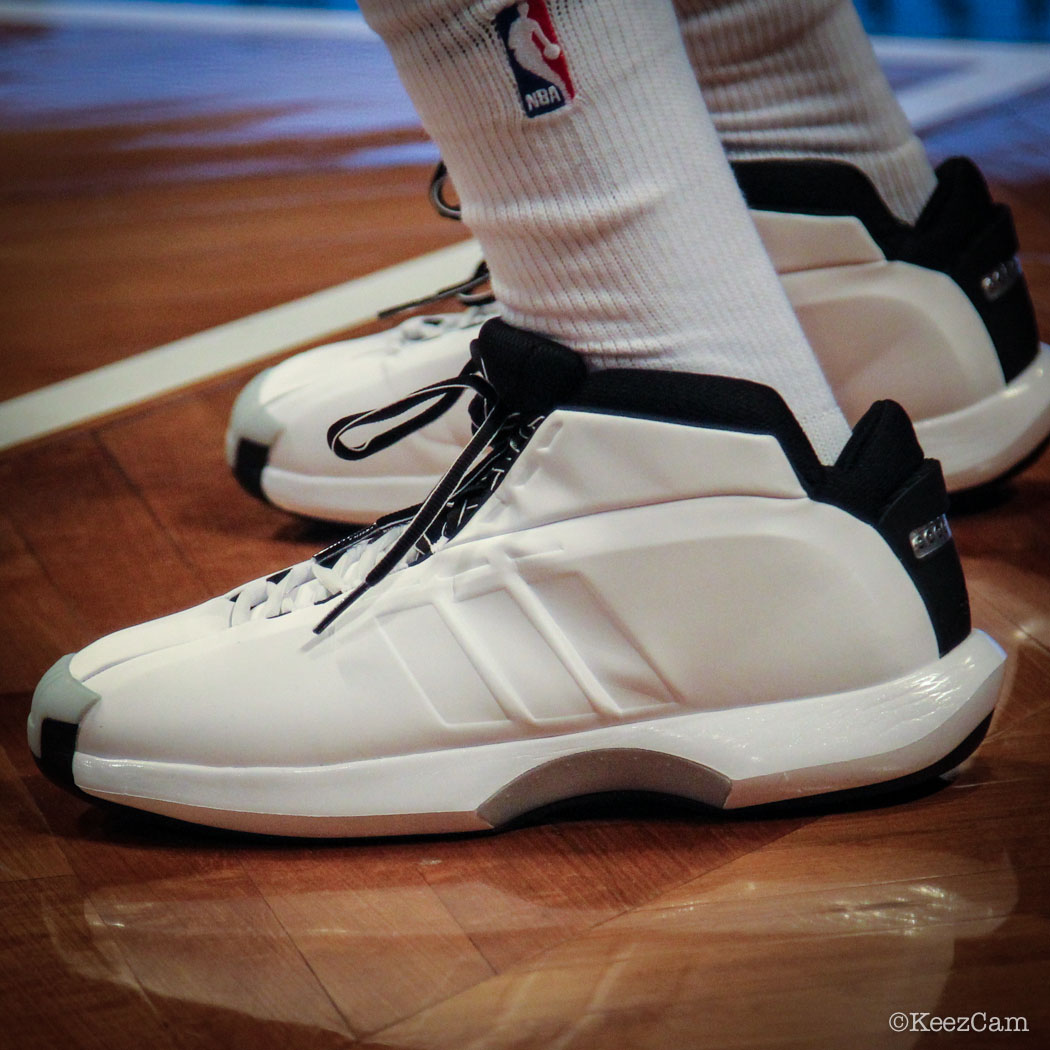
[227,303,496,523]
[227,157,1050,521]
[32,319,1004,837]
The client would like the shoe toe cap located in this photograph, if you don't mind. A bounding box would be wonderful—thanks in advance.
[28,654,101,761]
[225,368,285,466]
[225,329,404,460]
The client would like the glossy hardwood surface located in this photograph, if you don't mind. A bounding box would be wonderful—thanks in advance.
[2,18,1050,1050]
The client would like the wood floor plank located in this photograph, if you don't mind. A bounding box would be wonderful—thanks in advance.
[245,848,496,1037]
[85,867,356,1050]
[0,434,210,642]
[0,876,179,1050]
[97,391,322,598]
[416,815,805,974]
[0,735,73,885]
[0,513,92,694]
[1,159,459,400]
[367,848,1050,1050]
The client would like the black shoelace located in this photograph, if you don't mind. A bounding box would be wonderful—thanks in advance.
[313,365,539,634]
[310,163,518,633]
[376,260,492,320]
[326,358,482,461]
[376,164,493,320]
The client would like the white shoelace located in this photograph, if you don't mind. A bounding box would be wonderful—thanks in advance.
[234,324,542,633]
[229,523,409,627]
[398,302,498,343]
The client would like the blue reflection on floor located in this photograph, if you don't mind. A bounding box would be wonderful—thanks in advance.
[855,0,1050,42]
[45,0,1050,43]
[8,0,1050,190]
[44,0,1050,44]
[0,24,405,132]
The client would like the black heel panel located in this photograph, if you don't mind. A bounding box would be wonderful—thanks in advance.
[820,399,971,658]
[875,458,971,656]
[947,203,1039,384]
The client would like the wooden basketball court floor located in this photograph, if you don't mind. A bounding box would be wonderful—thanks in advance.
[1,7,1049,1048]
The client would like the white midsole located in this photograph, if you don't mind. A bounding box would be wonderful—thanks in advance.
[74,630,1004,837]
[915,343,1050,491]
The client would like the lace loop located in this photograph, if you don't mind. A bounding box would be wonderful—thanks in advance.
[376,260,491,321]
[376,163,491,320]
[313,392,510,634]
[326,359,485,461]
[428,161,462,221]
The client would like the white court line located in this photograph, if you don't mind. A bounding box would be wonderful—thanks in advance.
[0,239,482,453]
[877,36,1050,130]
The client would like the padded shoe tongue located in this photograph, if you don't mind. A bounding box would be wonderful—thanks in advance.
[472,318,588,416]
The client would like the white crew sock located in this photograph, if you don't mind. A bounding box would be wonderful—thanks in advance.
[676,0,937,223]
[359,0,850,461]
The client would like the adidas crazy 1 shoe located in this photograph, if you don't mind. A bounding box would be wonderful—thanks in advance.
[227,304,495,522]
[227,158,1050,521]
[32,319,1004,837]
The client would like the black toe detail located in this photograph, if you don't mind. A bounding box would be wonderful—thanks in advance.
[35,718,86,795]
[233,438,271,503]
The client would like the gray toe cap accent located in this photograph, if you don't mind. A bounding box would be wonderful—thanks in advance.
[27,655,101,757]
[228,370,284,448]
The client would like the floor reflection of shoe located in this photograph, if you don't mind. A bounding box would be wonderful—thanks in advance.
[31,319,1004,837]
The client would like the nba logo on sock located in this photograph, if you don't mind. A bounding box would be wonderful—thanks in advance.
[495,1,575,118]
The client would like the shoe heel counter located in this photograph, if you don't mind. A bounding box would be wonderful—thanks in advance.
[827,399,970,658]
[875,458,971,656]
[951,202,1040,384]
[917,160,1039,383]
